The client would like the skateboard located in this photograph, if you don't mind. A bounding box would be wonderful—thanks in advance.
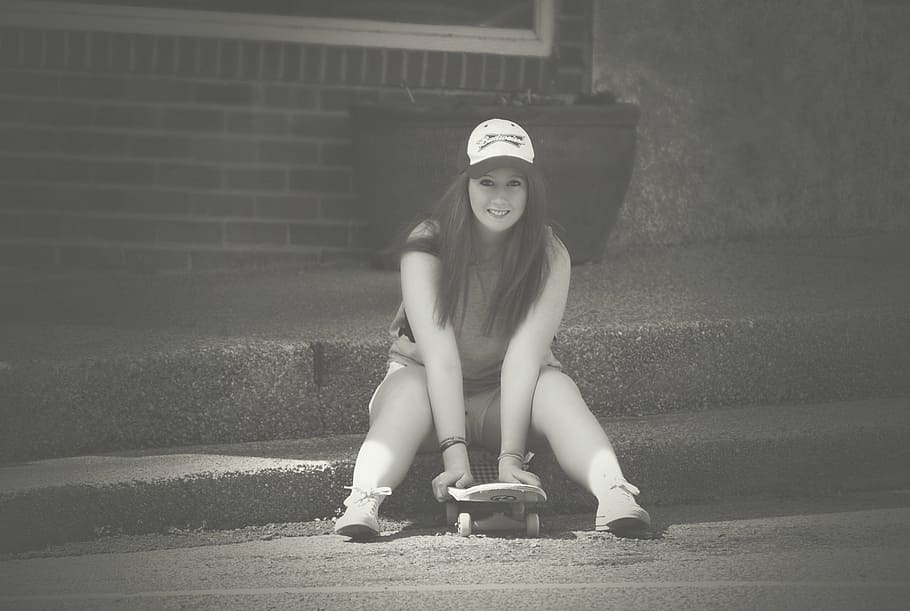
[446,482,547,537]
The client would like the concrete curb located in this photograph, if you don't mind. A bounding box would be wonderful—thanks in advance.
[2,398,908,553]
[0,233,910,462]
[3,234,909,462]
[3,306,908,463]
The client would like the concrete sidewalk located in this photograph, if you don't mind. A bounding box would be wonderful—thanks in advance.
[2,397,909,553]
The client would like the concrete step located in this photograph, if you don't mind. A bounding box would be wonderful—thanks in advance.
[2,234,909,462]
[2,397,908,553]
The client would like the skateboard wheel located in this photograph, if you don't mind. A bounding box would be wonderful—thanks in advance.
[445,502,458,525]
[457,512,472,536]
[526,512,540,537]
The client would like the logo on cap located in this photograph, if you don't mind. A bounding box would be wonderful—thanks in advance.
[475,132,526,151]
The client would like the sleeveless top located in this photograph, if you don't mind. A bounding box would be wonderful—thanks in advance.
[387,234,563,396]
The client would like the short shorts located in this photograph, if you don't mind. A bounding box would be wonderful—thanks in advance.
[368,361,556,456]
[368,362,500,447]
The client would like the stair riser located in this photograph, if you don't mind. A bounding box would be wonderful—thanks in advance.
[2,313,908,462]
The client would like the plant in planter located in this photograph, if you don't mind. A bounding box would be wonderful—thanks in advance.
[351,89,639,267]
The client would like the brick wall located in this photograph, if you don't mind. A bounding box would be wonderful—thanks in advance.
[0,1,592,271]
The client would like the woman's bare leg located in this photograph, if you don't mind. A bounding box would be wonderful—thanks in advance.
[335,365,436,538]
[351,365,436,491]
[526,368,626,494]
[526,368,649,532]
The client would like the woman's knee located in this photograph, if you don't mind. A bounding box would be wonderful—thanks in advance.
[532,369,582,410]
[530,369,587,427]
[369,365,432,423]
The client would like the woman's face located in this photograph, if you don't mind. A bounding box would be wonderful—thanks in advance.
[467,167,528,241]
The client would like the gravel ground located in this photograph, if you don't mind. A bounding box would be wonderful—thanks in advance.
[7,490,910,562]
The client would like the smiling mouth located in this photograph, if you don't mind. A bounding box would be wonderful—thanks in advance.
[487,208,510,218]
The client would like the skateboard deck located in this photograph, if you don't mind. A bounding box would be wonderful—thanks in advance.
[448,482,547,504]
[446,482,547,537]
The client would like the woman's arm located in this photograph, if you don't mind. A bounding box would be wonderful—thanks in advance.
[399,226,473,497]
[499,236,571,481]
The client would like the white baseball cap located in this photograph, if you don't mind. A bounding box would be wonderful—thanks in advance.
[463,118,536,178]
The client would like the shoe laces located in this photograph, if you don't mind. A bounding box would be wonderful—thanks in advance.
[609,480,641,499]
[342,486,392,511]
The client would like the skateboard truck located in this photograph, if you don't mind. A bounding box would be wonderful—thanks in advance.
[446,482,547,537]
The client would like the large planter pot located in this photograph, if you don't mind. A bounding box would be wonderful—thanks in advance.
[351,103,639,265]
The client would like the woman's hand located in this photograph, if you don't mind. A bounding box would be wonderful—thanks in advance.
[431,468,474,502]
[498,455,542,487]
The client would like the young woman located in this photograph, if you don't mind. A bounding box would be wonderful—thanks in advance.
[334,118,649,538]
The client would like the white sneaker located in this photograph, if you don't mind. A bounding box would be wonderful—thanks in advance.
[595,480,651,534]
[333,486,392,538]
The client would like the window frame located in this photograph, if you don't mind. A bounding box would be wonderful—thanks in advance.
[0,0,556,57]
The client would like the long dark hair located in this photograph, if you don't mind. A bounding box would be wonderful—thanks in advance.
[400,168,553,337]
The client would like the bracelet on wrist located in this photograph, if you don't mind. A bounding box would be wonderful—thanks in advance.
[439,436,467,453]
[498,450,525,464]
